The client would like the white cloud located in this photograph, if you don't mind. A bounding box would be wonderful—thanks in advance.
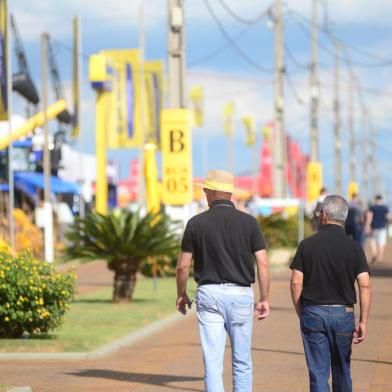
[14,0,165,40]
[14,0,392,42]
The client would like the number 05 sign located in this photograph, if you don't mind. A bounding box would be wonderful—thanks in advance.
[161,109,192,205]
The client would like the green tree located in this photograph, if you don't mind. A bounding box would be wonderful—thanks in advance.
[65,210,181,303]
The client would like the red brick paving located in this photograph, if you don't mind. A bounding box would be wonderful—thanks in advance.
[1,242,392,391]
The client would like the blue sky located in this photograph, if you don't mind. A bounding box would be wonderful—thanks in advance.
[11,0,392,203]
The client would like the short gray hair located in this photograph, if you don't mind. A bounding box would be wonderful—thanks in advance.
[321,195,349,224]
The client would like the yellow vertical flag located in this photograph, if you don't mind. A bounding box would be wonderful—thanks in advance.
[161,109,192,206]
[348,181,359,200]
[71,16,80,138]
[223,102,234,136]
[242,116,255,146]
[101,49,143,149]
[306,161,323,203]
[0,0,8,121]
[144,143,160,213]
[190,85,203,127]
[144,60,163,145]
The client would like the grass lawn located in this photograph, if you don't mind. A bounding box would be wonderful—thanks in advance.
[0,276,197,353]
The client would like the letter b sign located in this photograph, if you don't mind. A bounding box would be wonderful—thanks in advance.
[169,130,185,153]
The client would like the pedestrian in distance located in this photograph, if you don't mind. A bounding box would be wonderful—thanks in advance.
[176,169,270,392]
[345,193,365,246]
[290,195,371,392]
[365,194,391,263]
[310,186,329,231]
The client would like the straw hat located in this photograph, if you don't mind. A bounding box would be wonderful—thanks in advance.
[195,170,235,193]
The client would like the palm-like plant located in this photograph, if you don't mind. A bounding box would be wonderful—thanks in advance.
[65,209,181,302]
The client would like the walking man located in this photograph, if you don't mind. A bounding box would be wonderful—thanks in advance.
[365,194,390,263]
[345,193,365,246]
[290,195,371,392]
[176,170,270,392]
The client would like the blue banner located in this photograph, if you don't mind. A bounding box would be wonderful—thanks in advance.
[125,63,134,138]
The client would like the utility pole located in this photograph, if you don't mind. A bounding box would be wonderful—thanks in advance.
[369,120,377,196]
[310,0,319,162]
[348,73,356,184]
[273,0,286,198]
[360,108,368,203]
[333,41,342,195]
[41,33,54,263]
[168,0,186,108]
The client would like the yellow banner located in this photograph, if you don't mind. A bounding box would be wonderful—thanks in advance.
[102,49,143,149]
[144,60,163,145]
[242,116,255,146]
[161,109,192,205]
[223,102,234,136]
[190,85,203,127]
[71,16,80,138]
[348,181,359,200]
[144,143,160,213]
[0,0,8,121]
[306,161,323,203]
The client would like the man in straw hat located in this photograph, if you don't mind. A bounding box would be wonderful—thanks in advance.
[176,170,270,392]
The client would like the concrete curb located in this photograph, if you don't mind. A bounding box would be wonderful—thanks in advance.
[0,311,187,361]
[6,388,32,392]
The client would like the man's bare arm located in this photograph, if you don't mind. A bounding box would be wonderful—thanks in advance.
[364,211,373,234]
[254,249,270,320]
[290,269,304,318]
[354,272,371,344]
[175,252,193,315]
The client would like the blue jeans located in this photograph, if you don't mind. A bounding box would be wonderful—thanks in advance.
[196,284,254,392]
[300,305,355,392]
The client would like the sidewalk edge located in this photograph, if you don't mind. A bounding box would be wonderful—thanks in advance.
[0,312,185,361]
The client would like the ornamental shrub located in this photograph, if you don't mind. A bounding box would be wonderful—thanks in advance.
[140,256,177,277]
[257,213,313,249]
[0,252,76,338]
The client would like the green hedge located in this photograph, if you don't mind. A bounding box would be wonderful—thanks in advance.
[257,213,313,249]
[0,252,76,338]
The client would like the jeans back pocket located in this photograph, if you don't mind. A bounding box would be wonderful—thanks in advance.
[301,315,325,334]
[231,296,253,326]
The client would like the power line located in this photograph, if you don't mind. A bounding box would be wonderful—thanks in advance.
[217,0,272,25]
[188,70,273,83]
[54,40,90,63]
[202,0,273,73]
[285,69,305,105]
[188,26,252,67]
[284,42,309,69]
[292,9,392,64]
[289,9,392,68]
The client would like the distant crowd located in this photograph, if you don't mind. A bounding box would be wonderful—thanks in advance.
[314,188,391,263]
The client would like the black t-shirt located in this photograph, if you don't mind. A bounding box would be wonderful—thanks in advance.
[181,199,266,287]
[290,224,370,305]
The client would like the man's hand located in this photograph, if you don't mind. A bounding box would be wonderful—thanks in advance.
[353,321,367,344]
[254,300,270,320]
[176,293,192,315]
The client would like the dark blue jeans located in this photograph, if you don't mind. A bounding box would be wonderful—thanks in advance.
[300,305,355,392]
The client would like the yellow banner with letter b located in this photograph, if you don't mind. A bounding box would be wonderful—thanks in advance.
[161,109,192,205]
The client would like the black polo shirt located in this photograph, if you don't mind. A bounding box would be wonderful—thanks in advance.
[181,199,266,287]
[290,224,370,306]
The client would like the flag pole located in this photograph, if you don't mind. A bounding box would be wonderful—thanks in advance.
[6,0,14,249]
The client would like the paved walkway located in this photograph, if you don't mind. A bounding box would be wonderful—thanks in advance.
[2,242,392,391]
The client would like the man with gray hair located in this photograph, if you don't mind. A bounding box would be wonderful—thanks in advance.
[290,195,371,392]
